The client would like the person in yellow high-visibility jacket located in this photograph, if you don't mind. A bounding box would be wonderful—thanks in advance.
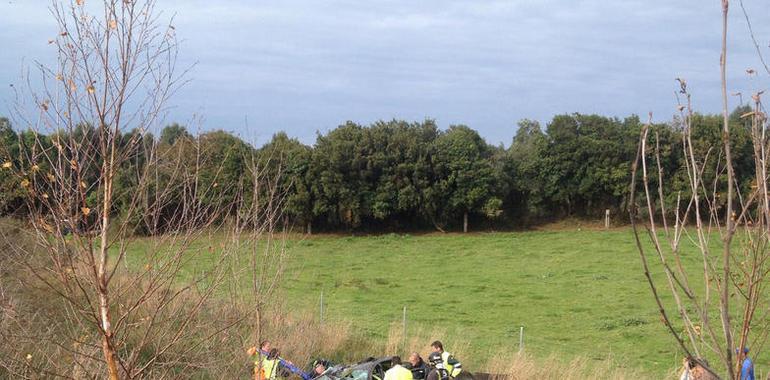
[384,356,414,380]
[247,341,282,380]
[430,341,462,379]
[255,348,281,380]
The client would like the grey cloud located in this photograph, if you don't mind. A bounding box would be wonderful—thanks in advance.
[3,1,770,146]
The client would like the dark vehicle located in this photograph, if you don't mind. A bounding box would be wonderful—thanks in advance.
[311,357,476,380]
[313,357,393,380]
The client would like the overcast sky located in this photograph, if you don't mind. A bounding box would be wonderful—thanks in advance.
[2,1,770,146]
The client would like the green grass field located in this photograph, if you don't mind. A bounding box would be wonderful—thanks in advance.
[273,229,732,377]
[124,227,756,377]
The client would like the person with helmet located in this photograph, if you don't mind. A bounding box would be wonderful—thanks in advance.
[384,356,414,380]
[430,341,462,379]
[426,352,449,380]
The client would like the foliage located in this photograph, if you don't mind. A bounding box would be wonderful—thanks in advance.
[0,107,759,232]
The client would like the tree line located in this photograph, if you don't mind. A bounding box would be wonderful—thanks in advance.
[0,106,754,233]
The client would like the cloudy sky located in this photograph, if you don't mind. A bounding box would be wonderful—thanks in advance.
[2,1,770,146]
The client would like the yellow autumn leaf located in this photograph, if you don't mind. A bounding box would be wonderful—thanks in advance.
[80,181,86,189]
[31,164,39,172]
[68,79,76,92]
[81,207,91,216]
[2,162,11,169]
[21,179,30,187]
[47,173,56,181]
[26,354,32,361]
[76,0,84,5]
[109,19,117,30]
[42,193,49,199]
[55,74,63,81]
[87,85,95,94]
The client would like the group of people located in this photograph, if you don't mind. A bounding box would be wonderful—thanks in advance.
[385,341,463,380]
[247,340,463,380]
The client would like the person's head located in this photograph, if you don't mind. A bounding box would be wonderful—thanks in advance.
[260,340,271,351]
[408,352,422,367]
[430,341,444,353]
[267,348,279,360]
[736,347,750,358]
[391,356,402,367]
[313,360,328,375]
[428,352,443,367]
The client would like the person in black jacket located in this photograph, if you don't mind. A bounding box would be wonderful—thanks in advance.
[407,352,430,380]
[426,352,449,380]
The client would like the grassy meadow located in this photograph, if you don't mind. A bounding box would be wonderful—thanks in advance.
[280,229,678,376]
[122,225,760,378]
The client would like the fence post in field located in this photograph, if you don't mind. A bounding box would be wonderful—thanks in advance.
[604,209,610,229]
[519,326,524,353]
[402,305,407,354]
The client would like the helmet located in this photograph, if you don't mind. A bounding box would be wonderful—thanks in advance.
[428,352,443,365]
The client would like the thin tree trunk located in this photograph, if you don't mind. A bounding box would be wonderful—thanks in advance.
[719,1,736,378]
[307,221,312,235]
[99,147,120,380]
[463,212,468,233]
[255,306,262,349]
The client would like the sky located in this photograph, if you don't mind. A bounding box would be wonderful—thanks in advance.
[2,0,770,147]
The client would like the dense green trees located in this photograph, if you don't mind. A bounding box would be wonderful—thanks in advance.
[0,109,758,233]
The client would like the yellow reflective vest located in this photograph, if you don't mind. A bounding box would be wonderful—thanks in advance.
[255,357,280,380]
[384,364,414,380]
[441,352,462,378]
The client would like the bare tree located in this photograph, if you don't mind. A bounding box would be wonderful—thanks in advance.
[630,2,770,379]
[0,1,288,378]
[229,145,295,362]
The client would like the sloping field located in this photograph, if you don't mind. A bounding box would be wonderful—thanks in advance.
[276,229,723,377]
